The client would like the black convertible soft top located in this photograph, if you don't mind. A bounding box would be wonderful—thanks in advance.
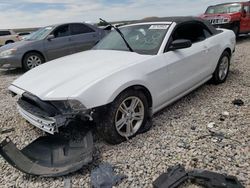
[133,16,218,35]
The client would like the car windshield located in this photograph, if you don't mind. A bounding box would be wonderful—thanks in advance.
[25,26,54,41]
[94,24,170,55]
[205,3,242,14]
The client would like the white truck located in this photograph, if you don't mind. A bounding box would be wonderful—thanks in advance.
[0,30,20,46]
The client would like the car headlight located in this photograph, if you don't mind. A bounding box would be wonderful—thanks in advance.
[67,100,86,111]
[0,48,17,57]
[51,100,86,113]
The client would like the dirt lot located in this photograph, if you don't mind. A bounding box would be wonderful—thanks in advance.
[0,36,249,188]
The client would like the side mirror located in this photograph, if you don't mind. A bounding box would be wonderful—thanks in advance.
[47,34,55,41]
[169,39,192,51]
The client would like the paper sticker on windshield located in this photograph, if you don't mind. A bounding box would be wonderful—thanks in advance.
[149,25,169,30]
[45,27,53,30]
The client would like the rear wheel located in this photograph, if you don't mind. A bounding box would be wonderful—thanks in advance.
[23,52,45,71]
[97,89,150,144]
[212,51,230,84]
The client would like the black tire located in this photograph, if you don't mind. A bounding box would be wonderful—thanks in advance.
[5,40,14,44]
[212,51,230,85]
[96,89,150,145]
[22,52,45,71]
[232,26,239,37]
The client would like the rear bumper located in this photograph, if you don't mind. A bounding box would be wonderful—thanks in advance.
[0,54,22,69]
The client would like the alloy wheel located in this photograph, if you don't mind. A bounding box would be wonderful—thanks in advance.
[115,96,145,138]
[218,56,229,81]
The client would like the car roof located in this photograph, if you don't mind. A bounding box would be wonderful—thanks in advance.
[132,16,218,35]
[47,22,92,28]
[135,16,206,24]
[208,2,245,7]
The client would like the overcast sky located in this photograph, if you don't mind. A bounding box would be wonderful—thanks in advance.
[0,0,243,29]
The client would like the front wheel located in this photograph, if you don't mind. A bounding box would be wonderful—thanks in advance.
[23,52,45,71]
[232,26,239,37]
[212,51,230,84]
[97,89,150,144]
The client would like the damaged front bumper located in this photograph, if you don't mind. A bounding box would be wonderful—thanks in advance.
[17,92,90,134]
[0,131,94,177]
[18,104,58,134]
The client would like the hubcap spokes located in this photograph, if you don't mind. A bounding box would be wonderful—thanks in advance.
[115,97,144,138]
[27,56,42,69]
[219,56,229,80]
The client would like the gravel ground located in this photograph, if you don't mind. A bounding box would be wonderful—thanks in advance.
[0,36,250,188]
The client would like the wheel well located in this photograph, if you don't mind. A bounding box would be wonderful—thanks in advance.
[233,21,240,28]
[22,51,45,66]
[224,48,232,57]
[119,85,153,108]
[5,40,14,44]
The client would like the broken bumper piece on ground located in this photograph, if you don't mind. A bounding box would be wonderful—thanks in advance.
[0,131,94,177]
[153,164,245,188]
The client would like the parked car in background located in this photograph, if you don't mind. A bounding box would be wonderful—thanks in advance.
[0,30,20,46]
[0,23,106,70]
[8,17,236,145]
[18,32,31,40]
[200,1,250,36]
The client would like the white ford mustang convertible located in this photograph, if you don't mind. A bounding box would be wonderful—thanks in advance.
[9,17,236,144]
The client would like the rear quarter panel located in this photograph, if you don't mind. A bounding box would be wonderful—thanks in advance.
[208,29,236,72]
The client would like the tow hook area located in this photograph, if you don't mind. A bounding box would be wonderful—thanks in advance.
[0,131,93,177]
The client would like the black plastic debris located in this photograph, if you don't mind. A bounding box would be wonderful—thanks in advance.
[153,164,188,188]
[0,128,15,134]
[189,170,245,188]
[153,164,245,188]
[232,99,244,106]
[0,131,94,177]
[91,163,127,188]
[190,126,196,131]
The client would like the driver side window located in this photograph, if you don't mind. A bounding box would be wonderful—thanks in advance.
[243,5,250,15]
[53,25,70,38]
[172,23,211,44]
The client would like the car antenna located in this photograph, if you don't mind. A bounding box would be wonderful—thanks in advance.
[99,18,134,52]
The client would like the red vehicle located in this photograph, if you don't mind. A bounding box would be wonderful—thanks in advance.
[201,1,250,36]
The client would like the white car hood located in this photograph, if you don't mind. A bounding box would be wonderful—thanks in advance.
[11,50,150,100]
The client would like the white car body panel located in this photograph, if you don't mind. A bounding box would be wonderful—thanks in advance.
[9,22,236,115]
[11,50,152,102]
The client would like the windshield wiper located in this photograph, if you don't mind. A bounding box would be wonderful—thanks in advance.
[99,18,134,52]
